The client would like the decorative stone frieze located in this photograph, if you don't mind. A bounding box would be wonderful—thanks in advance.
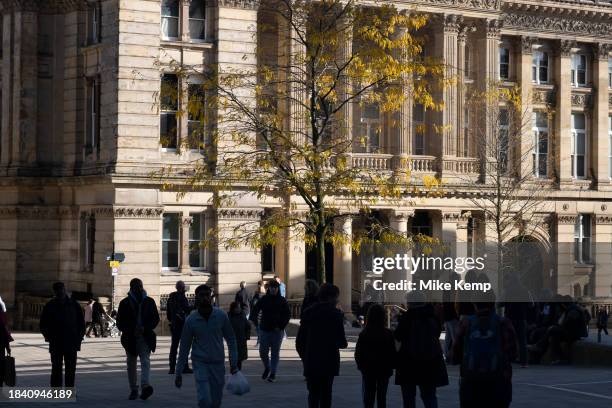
[571,92,592,108]
[557,214,578,224]
[0,206,78,219]
[93,207,164,219]
[533,89,556,106]
[213,0,259,10]
[502,13,612,38]
[419,0,501,11]
[441,211,462,222]
[217,208,264,220]
[596,43,612,60]
[596,215,612,225]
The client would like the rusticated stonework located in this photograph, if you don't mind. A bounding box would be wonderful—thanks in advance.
[502,13,612,37]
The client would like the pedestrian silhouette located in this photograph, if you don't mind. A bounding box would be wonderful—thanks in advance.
[167,280,193,374]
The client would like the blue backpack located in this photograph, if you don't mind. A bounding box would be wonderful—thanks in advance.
[462,313,503,379]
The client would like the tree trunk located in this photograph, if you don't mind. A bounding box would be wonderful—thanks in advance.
[315,225,326,284]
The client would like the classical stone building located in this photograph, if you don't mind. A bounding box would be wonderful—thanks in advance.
[0,0,611,320]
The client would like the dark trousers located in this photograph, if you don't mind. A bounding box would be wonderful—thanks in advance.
[459,377,511,408]
[85,322,99,337]
[307,375,334,408]
[362,374,389,408]
[50,350,77,387]
[511,318,527,365]
[597,326,608,343]
[169,323,188,371]
[400,383,438,408]
[0,346,5,387]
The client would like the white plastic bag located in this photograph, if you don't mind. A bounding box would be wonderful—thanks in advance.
[226,371,250,396]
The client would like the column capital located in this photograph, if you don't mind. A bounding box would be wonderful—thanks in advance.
[558,39,577,57]
[483,19,502,39]
[392,209,415,222]
[595,43,612,61]
[438,14,462,34]
[181,215,194,226]
[520,36,537,55]
[458,24,475,42]
[441,211,462,223]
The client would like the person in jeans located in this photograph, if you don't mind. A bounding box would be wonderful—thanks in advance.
[251,279,290,382]
[297,284,347,408]
[395,291,448,408]
[354,303,395,408]
[40,282,85,388]
[117,278,160,400]
[167,280,193,374]
[175,284,238,408]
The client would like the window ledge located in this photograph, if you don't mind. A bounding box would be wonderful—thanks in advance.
[533,83,555,90]
[574,263,594,275]
[160,40,214,50]
[161,269,181,276]
[189,269,211,276]
[571,87,593,93]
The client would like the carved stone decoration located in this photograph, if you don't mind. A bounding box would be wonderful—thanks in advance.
[559,39,577,57]
[557,214,577,224]
[441,212,462,222]
[212,0,259,10]
[484,19,502,39]
[596,43,612,60]
[571,92,592,108]
[442,14,462,34]
[520,36,536,55]
[502,14,612,38]
[93,207,164,219]
[182,216,194,226]
[418,0,501,11]
[217,208,264,220]
[609,94,612,108]
[596,215,612,225]
[0,206,78,219]
[532,89,556,106]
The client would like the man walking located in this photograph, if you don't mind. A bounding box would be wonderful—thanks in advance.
[296,284,347,408]
[274,276,287,298]
[117,278,160,400]
[84,299,95,337]
[175,284,238,408]
[235,281,252,318]
[167,280,193,374]
[251,279,290,382]
[40,282,85,388]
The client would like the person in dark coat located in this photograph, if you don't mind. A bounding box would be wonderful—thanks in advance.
[355,303,396,408]
[394,291,448,408]
[296,283,348,408]
[166,280,192,374]
[39,282,85,388]
[235,281,252,318]
[116,278,160,400]
[0,301,14,388]
[91,299,106,338]
[251,279,290,382]
[249,280,266,346]
[596,306,609,343]
[229,301,251,370]
[300,279,319,319]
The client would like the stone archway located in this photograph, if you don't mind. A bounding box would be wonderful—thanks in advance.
[504,235,551,296]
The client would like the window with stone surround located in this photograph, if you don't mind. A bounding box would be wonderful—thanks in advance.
[160,74,179,149]
[161,0,180,40]
[162,213,180,269]
[464,45,472,79]
[499,47,510,80]
[189,213,206,268]
[571,53,588,87]
[463,107,470,157]
[80,214,96,270]
[571,113,587,179]
[413,103,425,155]
[574,214,591,264]
[532,51,549,85]
[85,76,100,156]
[189,0,206,41]
[187,80,206,150]
[357,102,380,153]
[499,109,509,173]
[532,112,548,177]
[86,1,101,45]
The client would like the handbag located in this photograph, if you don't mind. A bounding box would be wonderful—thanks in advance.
[3,351,16,386]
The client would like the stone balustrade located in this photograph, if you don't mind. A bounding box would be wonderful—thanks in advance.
[351,153,393,170]
[443,157,480,174]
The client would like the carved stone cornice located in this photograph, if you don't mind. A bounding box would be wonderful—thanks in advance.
[0,206,78,219]
[217,208,264,220]
[595,215,612,225]
[520,36,536,55]
[93,206,164,219]
[418,0,501,11]
[557,214,577,224]
[502,13,612,38]
[596,43,612,60]
[212,0,259,10]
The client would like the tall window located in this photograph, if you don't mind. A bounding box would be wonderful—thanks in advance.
[532,51,549,84]
[571,54,587,87]
[85,77,100,155]
[463,108,470,157]
[571,113,587,179]
[187,82,206,150]
[160,74,179,149]
[413,104,425,155]
[87,2,101,45]
[80,214,96,269]
[189,0,206,41]
[499,109,509,173]
[608,57,612,88]
[499,47,510,80]
[532,112,548,177]
[162,213,180,269]
[189,213,206,268]
[609,116,612,178]
[464,46,472,79]
[161,0,180,40]
[359,102,380,153]
[574,214,591,264]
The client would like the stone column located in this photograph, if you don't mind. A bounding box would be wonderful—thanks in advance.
[393,23,411,168]
[456,26,467,157]
[334,216,353,315]
[389,210,414,284]
[441,211,461,259]
[518,37,535,179]
[180,215,194,274]
[289,17,308,147]
[594,214,612,297]
[555,214,577,296]
[337,15,353,153]
[556,40,575,185]
[456,212,469,260]
[435,15,460,165]
[593,44,611,187]
[285,224,307,299]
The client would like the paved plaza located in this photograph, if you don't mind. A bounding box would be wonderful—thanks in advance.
[4,333,611,408]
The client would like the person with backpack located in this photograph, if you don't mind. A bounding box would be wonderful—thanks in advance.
[596,306,609,343]
[354,303,395,408]
[394,291,448,408]
[229,301,251,370]
[452,291,517,408]
[296,283,347,408]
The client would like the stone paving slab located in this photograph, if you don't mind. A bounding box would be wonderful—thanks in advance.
[3,333,611,408]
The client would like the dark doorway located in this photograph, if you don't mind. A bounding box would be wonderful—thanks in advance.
[306,242,334,283]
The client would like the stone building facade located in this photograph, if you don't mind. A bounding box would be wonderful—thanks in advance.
[0,0,611,317]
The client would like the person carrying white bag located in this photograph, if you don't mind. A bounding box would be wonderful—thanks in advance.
[175,284,239,407]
